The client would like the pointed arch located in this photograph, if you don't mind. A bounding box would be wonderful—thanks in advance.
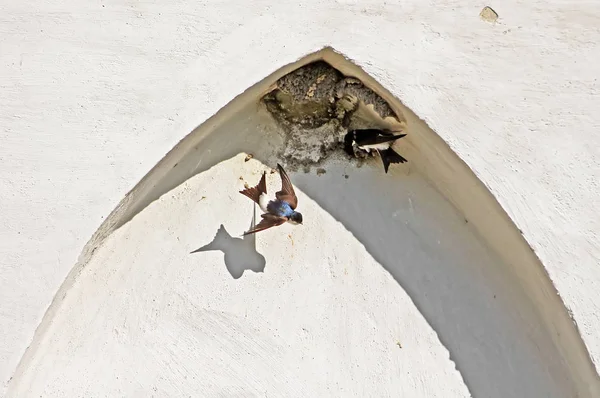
[9,47,599,397]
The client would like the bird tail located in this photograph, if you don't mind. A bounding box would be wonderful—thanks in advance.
[239,171,267,204]
[378,147,408,173]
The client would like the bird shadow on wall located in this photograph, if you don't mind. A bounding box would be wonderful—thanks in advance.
[190,209,265,279]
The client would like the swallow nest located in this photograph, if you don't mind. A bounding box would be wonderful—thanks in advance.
[260,61,406,170]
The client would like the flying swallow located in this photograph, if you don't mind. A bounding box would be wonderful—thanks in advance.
[239,163,303,235]
[344,128,408,173]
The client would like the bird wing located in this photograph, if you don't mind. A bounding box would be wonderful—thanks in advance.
[242,213,287,235]
[352,129,406,146]
[352,128,394,138]
[275,163,298,209]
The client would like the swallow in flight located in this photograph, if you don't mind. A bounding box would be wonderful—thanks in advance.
[239,163,303,235]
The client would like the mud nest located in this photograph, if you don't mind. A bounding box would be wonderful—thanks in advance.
[261,61,406,170]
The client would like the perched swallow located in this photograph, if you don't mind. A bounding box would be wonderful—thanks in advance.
[344,128,408,173]
[239,163,303,235]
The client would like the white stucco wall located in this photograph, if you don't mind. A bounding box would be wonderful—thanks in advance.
[1,0,599,396]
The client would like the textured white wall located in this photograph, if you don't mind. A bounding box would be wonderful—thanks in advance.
[1,0,599,396]
[0,102,584,397]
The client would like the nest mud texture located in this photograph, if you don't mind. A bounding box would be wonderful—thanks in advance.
[261,61,406,171]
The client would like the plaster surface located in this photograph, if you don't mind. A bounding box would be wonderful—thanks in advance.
[1,0,599,396]
[1,103,585,396]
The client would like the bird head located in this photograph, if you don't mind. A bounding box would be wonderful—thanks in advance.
[289,212,303,225]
